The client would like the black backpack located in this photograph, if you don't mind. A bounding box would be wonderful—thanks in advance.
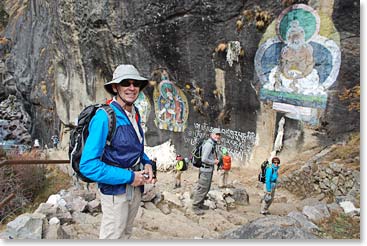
[181,159,188,171]
[190,139,206,168]
[69,104,116,183]
[258,160,269,183]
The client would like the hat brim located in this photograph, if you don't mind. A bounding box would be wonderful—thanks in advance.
[211,130,221,135]
[104,74,149,95]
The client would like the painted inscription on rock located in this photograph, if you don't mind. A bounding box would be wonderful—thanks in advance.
[184,123,256,164]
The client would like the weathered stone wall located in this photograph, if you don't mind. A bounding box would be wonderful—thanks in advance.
[278,149,360,200]
[280,162,359,198]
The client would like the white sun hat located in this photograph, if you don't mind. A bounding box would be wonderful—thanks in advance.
[104,64,148,95]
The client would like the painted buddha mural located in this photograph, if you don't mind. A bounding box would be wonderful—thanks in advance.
[153,70,188,132]
[266,20,324,96]
[255,3,341,110]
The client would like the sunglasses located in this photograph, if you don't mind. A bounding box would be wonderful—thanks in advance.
[274,162,280,164]
[119,80,142,87]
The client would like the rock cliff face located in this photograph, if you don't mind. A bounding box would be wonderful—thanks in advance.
[0,0,359,164]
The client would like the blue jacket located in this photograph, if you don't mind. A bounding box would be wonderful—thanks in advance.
[79,101,151,195]
[265,163,280,192]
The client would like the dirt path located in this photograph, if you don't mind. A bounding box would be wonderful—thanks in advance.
[46,148,302,239]
[129,165,301,239]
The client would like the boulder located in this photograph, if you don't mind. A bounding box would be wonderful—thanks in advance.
[339,201,360,216]
[44,219,70,239]
[302,204,331,223]
[4,213,46,239]
[231,188,249,205]
[162,191,183,207]
[287,211,319,233]
[86,199,101,213]
[220,216,319,239]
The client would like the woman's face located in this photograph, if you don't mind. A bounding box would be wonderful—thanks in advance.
[273,159,280,166]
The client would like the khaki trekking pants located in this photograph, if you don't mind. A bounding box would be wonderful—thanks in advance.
[175,170,182,186]
[192,168,213,207]
[219,169,229,188]
[99,187,141,239]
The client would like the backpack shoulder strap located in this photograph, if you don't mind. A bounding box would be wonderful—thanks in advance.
[266,164,274,175]
[200,139,206,147]
[208,139,217,156]
[134,105,141,123]
[99,105,116,146]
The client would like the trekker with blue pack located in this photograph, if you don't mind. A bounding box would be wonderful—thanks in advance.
[260,156,281,215]
[79,64,153,239]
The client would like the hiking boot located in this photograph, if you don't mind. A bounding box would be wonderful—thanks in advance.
[199,204,210,210]
[192,206,205,215]
[260,211,270,215]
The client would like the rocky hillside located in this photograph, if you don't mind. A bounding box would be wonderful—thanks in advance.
[0,0,360,167]
[0,133,360,239]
